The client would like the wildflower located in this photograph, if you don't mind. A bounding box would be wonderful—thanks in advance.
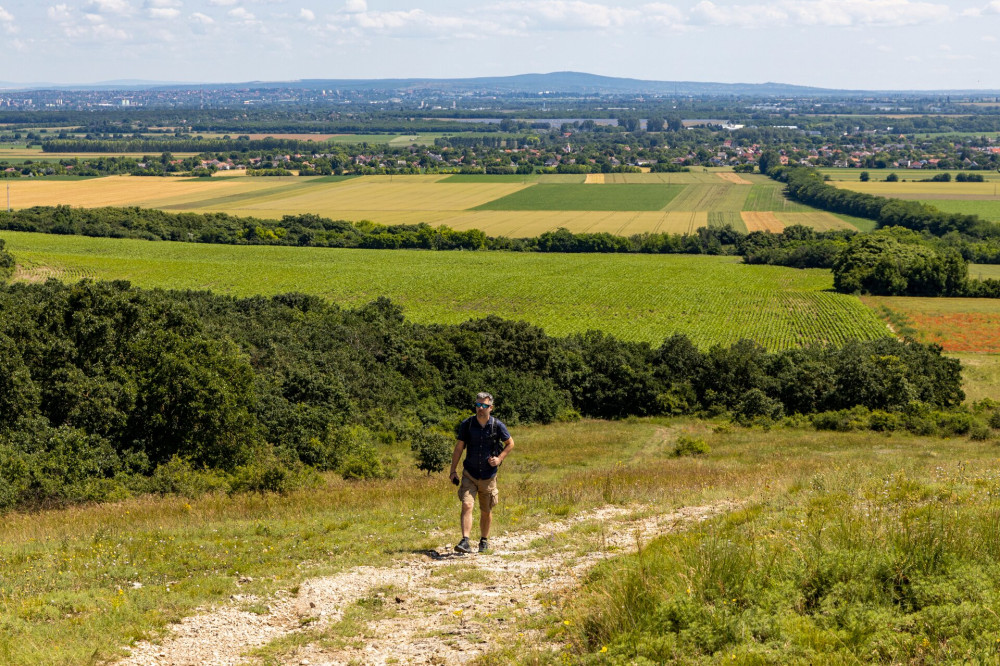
[600,646,608,653]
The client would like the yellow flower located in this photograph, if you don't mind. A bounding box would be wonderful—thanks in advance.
[563,619,572,626]
[600,646,608,653]
[453,610,463,616]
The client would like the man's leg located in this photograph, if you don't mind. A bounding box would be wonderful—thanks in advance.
[480,508,491,538]
[461,502,473,538]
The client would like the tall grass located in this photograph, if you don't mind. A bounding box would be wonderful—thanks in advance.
[559,432,1000,663]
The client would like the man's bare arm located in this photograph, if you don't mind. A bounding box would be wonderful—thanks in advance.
[449,440,465,480]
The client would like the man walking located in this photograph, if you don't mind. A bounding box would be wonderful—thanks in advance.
[450,392,514,554]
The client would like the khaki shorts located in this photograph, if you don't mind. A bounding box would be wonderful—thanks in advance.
[459,471,498,510]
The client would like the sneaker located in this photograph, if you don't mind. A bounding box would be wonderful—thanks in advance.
[454,537,472,554]
[478,538,489,553]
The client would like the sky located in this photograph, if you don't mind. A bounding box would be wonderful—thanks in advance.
[2,0,999,90]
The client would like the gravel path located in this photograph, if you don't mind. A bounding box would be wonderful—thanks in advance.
[116,502,731,666]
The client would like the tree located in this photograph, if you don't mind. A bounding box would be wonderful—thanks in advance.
[757,150,781,175]
[885,172,899,182]
[859,171,870,182]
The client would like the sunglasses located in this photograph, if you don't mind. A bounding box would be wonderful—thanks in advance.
[475,402,493,409]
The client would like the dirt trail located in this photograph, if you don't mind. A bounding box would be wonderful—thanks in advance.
[116,502,732,666]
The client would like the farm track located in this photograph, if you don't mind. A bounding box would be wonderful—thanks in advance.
[114,502,734,666]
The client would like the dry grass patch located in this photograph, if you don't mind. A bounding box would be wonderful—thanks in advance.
[584,173,605,184]
[774,211,856,231]
[715,172,753,185]
[741,211,784,232]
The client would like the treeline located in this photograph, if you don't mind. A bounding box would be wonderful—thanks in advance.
[0,278,974,511]
[0,206,744,255]
[41,138,334,154]
[742,225,1000,297]
[777,166,1000,240]
[0,240,13,280]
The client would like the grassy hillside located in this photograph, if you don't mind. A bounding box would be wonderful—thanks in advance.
[3,419,999,664]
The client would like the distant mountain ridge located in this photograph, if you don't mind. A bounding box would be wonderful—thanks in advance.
[1,72,998,95]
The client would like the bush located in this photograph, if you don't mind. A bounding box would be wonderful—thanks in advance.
[411,429,453,475]
[146,456,230,497]
[673,435,710,457]
[733,388,784,425]
[229,458,315,494]
[0,239,13,282]
[969,421,992,442]
[328,425,392,480]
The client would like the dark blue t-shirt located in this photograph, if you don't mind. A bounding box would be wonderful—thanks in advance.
[456,416,510,480]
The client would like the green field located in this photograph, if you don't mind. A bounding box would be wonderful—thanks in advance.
[970,263,1000,280]
[920,198,1000,222]
[742,184,813,212]
[1,231,890,350]
[474,183,684,211]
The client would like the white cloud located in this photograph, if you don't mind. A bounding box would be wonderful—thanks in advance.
[148,8,180,18]
[500,1,638,29]
[47,3,74,22]
[986,0,1000,13]
[0,6,14,22]
[228,7,255,21]
[146,0,181,6]
[689,0,949,28]
[64,21,130,40]
[208,0,238,5]
[85,0,133,15]
[983,34,997,42]
[344,0,367,13]
[300,8,315,20]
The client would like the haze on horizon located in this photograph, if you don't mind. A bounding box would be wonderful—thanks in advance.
[2,0,999,91]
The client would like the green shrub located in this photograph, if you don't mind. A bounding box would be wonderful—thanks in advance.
[146,456,230,497]
[229,458,315,494]
[0,239,13,282]
[969,421,992,442]
[989,411,1000,430]
[673,435,710,457]
[328,424,392,480]
[411,429,453,475]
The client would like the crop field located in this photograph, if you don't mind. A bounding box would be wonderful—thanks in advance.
[663,183,749,213]
[833,180,1000,198]
[742,184,814,212]
[863,295,1000,353]
[2,173,867,234]
[1,230,891,350]
[918,199,1000,222]
[473,183,684,211]
[818,168,1000,183]
[773,211,858,231]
